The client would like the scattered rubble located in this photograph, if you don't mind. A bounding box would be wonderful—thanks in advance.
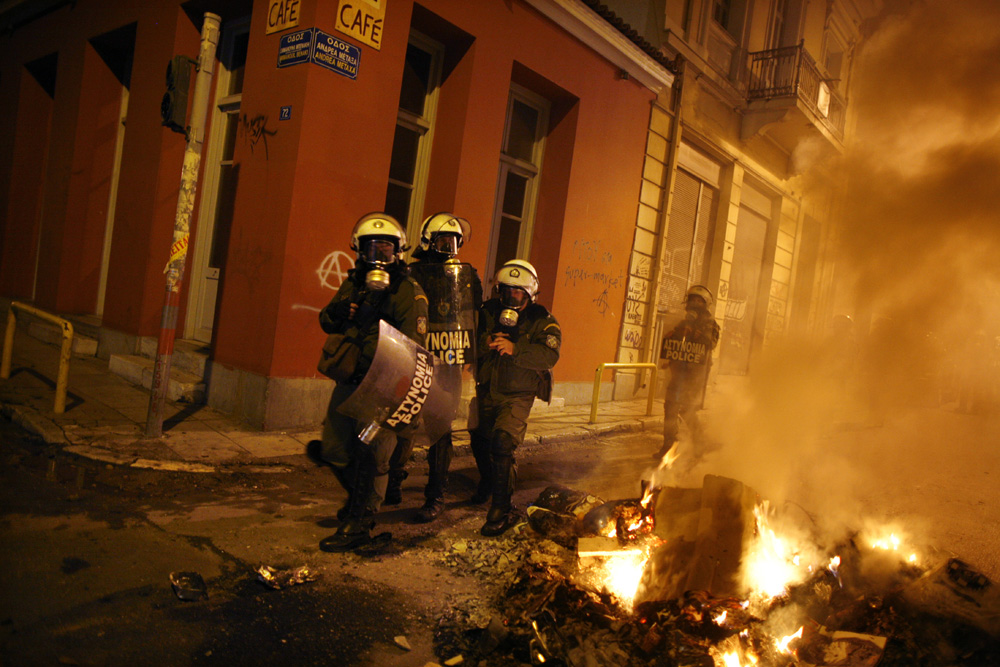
[431,479,1000,666]
[168,571,207,601]
[255,564,319,590]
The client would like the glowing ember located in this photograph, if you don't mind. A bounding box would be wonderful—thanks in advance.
[776,626,803,654]
[714,610,728,625]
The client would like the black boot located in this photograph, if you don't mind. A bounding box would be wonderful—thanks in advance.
[330,460,358,521]
[384,469,407,506]
[320,454,377,553]
[413,434,453,523]
[481,455,518,537]
[470,434,492,504]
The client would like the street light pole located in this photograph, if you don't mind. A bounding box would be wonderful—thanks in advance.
[145,12,221,438]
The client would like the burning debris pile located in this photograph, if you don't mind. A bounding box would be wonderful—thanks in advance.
[432,476,1000,666]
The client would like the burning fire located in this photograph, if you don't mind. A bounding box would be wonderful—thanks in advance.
[776,626,803,654]
[742,502,809,601]
[871,533,917,564]
[597,549,648,608]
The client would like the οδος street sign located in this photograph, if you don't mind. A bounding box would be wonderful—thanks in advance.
[277,28,313,68]
[311,29,361,80]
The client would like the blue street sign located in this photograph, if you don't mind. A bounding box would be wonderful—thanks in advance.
[311,29,361,80]
[279,106,292,120]
[277,28,313,68]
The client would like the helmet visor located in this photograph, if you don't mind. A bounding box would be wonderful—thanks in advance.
[499,284,530,311]
[430,233,460,256]
[360,238,397,265]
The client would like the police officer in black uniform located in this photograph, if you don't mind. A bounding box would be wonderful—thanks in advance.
[314,212,428,553]
[384,212,483,523]
[472,259,560,537]
[658,284,720,461]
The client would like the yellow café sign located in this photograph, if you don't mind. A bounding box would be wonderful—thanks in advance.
[335,0,385,51]
[266,0,301,35]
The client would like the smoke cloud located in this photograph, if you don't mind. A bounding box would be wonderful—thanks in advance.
[693,0,1000,575]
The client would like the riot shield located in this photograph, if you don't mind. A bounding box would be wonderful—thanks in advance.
[407,261,477,367]
[337,320,462,444]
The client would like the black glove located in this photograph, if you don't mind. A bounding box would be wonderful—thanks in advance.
[328,299,354,322]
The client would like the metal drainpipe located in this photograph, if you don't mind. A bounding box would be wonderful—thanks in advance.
[642,57,687,375]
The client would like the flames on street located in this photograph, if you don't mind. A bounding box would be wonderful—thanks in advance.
[438,469,999,666]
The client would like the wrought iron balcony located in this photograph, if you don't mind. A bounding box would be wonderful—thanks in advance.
[745,42,846,143]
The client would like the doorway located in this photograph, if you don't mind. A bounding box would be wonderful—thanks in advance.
[186,17,249,343]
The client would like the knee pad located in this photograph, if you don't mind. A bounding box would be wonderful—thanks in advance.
[490,430,518,458]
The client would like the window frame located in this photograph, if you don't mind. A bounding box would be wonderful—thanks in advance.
[484,83,550,284]
[385,30,443,251]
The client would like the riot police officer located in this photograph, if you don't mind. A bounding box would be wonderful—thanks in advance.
[472,259,560,537]
[385,212,483,523]
[314,212,428,553]
[658,284,720,461]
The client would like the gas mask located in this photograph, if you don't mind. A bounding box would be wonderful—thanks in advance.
[359,238,397,291]
[498,285,530,327]
[429,232,460,259]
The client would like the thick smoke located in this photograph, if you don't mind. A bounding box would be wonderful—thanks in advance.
[690,0,1000,571]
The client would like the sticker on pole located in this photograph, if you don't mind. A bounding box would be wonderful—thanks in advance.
[311,29,361,79]
[165,234,190,272]
[277,28,313,68]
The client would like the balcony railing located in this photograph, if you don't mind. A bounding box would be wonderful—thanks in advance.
[746,42,846,142]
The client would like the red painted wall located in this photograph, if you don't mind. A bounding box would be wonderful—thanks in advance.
[101,5,201,336]
[211,0,653,383]
[2,0,655,389]
[0,71,52,299]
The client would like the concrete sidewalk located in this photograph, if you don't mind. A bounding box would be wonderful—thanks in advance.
[0,329,664,473]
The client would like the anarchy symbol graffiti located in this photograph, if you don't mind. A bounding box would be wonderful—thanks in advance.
[316,250,355,290]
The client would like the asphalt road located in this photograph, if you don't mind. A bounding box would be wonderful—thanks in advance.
[2,405,999,665]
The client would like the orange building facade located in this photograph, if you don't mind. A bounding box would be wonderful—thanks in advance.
[0,0,674,428]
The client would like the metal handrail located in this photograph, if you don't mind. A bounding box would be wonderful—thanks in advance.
[1,302,74,413]
[589,362,658,424]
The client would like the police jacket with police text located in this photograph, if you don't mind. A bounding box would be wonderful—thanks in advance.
[659,313,720,381]
[319,266,428,380]
[476,299,560,401]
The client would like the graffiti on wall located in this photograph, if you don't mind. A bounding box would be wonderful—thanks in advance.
[239,114,278,158]
[316,250,355,290]
[592,288,610,316]
[293,248,356,314]
[630,254,651,280]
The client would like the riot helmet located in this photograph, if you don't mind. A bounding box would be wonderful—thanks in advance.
[685,284,714,313]
[350,213,408,290]
[419,212,470,259]
[495,259,539,327]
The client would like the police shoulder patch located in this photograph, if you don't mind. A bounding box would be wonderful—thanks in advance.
[545,335,559,349]
[417,317,427,335]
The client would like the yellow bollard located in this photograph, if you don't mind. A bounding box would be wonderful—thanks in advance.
[1,308,14,380]
[589,362,658,424]
[2,302,75,413]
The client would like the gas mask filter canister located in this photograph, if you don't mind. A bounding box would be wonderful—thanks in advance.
[360,238,396,291]
[498,285,529,327]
